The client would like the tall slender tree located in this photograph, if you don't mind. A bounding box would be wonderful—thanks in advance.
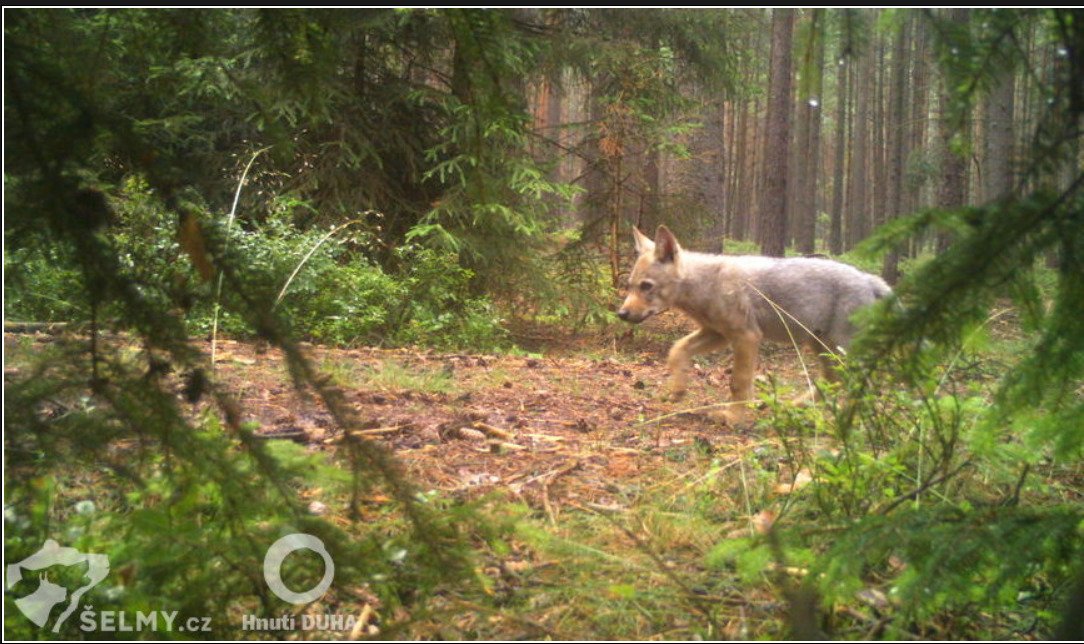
[796,9,826,254]
[984,38,1016,202]
[846,29,873,249]
[882,15,910,284]
[936,8,971,253]
[759,8,796,257]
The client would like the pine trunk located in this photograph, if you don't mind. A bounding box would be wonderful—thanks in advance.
[936,8,970,253]
[984,52,1016,202]
[846,38,872,249]
[759,8,796,257]
[882,16,910,285]
[829,53,849,255]
[796,9,825,255]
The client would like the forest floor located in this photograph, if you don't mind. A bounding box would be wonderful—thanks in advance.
[3,307,1041,640]
[222,317,823,638]
[208,313,814,520]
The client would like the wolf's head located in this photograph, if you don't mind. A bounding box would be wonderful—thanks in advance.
[617,225,683,324]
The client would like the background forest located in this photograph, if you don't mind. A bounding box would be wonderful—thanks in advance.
[4,8,1083,640]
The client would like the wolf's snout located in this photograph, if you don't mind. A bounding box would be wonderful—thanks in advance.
[617,307,649,323]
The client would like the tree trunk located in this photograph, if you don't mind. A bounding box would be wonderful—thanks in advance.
[702,99,728,250]
[582,75,610,226]
[737,97,754,240]
[759,8,796,257]
[830,52,849,255]
[936,8,970,253]
[787,17,806,250]
[907,16,930,256]
[871,37,888,241]
[882,16,911,285]
[742,95,761,242]
[984,46,1016,202]
[846,32,872,249]
[796,9,825,255]
[910,16,930,207]
[725,97,741,240]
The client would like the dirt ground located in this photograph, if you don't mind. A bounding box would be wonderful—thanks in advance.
[4,313,813,521]
[5,308,1057,640]
[3,316,816,640]
[201,315,811,517]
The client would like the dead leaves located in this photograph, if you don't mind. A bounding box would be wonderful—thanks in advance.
[199,341,778,528]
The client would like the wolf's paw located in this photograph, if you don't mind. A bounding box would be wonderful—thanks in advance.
[707,403,756,427]
[661,388,687,403]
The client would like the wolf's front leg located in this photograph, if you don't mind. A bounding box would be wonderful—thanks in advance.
[664,329,728,401]
[729,331,760,402]
[701,331,761,425]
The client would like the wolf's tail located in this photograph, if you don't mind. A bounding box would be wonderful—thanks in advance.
[870,277,892,301]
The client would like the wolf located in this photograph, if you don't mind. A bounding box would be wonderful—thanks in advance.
[617,226,891,414]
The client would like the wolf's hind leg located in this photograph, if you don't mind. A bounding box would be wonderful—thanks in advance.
[813,351,843,400]
[817,352,841,384]
[664,329,728,401]
[793,351,843,405]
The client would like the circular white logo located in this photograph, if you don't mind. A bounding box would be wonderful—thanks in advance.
[262,534,334,604]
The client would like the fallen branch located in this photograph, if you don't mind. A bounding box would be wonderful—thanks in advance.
[542,460,581,525]
[348,604,377,639]
[471,421,515,441]
[350,424,410,438]
[488,440,527,453]
[4,321,71,334]
[322,424,411,444]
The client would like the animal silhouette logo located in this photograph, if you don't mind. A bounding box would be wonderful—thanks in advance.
[6,539,110,632]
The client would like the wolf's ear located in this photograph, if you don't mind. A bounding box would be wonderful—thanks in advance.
[654,225,681,264]
[632,227,654,254]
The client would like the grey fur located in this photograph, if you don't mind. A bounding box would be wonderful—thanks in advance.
[680,252,891,353]
[618,225,891,406]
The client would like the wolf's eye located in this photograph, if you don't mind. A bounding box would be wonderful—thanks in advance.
[639,280,654,292]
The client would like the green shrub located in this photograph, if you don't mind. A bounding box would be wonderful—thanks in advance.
[224,224,509,350]
[4,176,509,351]
[3,242,86,322]
[391,245,508,351]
